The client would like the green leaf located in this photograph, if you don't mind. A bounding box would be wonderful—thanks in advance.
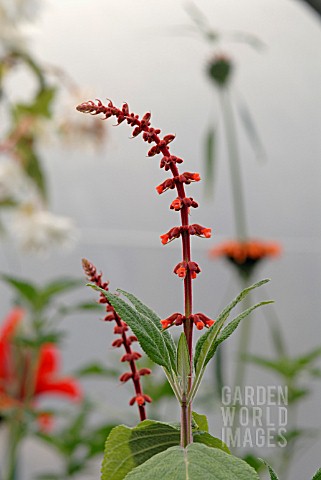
[301,1,321,19]
[312,467,321,480]
[209,301,273,359]
[259,459,279,480]
[97,289,171,371]
[237,98,266,163]
[74,362,119,378]
[101,420,231,480]
[124,443,260,480]
[193,432,230,454]
[191,279,271,402]
[101,421,181,480]
[1,274,39,307]
[192,411,209,433]
[204,127,216,196]
[13,86,56,119]
[118,289,177,374]
[15,138,47,199]
[177,333,191,395]
[40,278,82,303]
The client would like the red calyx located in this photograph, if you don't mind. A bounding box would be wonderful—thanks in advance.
[190,313,215,330]
[160,226,181,245]
[188,224,212,239]
[129,394,152,406]
[160,312,185,329]
[121,352,142,362]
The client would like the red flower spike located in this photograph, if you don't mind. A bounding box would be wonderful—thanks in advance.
[82,258,151,422]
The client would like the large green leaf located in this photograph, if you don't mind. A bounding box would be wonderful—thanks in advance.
[118,289,177,373]
[96,289,172,371]
[101,421,180,480]
[124,443,260,480]
[101,421,231,480]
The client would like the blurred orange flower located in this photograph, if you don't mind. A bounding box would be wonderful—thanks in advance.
[210,239,281,276]
[0,308,81,412]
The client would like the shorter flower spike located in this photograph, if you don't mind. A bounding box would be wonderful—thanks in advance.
[160,312,186,329]
[190,313,215,330]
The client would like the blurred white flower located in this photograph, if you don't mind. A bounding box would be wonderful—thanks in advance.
[11,203,77,252]
[0,160,27,202]
[0,0,40,25]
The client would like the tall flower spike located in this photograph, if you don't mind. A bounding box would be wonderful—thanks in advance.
[77,100,214,445]
[82,258,151,421]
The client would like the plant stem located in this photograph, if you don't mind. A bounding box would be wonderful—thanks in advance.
[219,88,248,242]
[5,415,23,480]
[180,395,189,448]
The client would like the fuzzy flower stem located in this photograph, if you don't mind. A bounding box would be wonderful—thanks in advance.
[82,259,149,421]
